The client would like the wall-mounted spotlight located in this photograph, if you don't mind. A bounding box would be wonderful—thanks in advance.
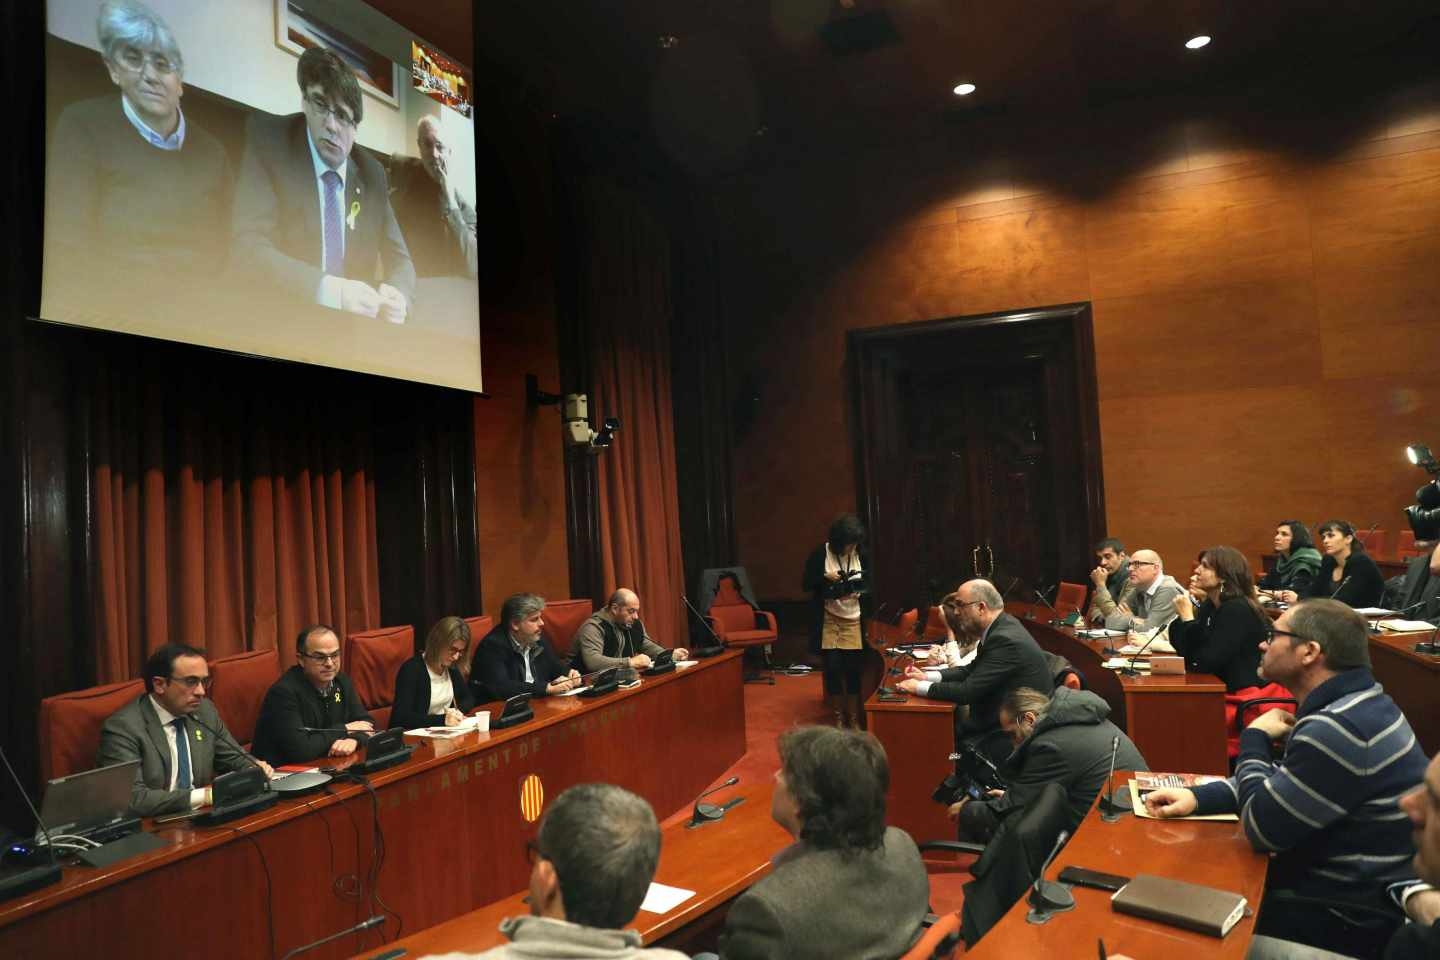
[1407,443,1438,474]
[526,374,619,454]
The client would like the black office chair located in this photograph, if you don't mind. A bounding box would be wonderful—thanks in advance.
[917,781,1072,947]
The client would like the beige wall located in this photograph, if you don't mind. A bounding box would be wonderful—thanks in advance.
[720,79,1440,600]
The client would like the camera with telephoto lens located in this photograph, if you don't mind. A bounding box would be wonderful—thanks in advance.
[1406,481,1440,542]
[931,742,1006,805]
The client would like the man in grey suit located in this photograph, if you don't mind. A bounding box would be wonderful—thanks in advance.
[231,46,414,323]
[1093,548,1184,633]
[716,726,929,960]
[97,642,271,817]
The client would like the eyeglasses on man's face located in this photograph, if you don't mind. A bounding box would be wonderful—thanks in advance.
[300,650,342,664]
[1264,625,1315,647]
[114,47,179,75]
[304,93,356,129]
[165,674,213,690]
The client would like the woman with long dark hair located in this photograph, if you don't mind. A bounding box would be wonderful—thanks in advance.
[1303,520,1387,608]
[1171,546,1288,758]
[1258,520,1322,603]
[802,514,870,728]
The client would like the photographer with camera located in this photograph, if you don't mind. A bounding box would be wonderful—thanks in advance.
[802,514,873,729]
[1389,479,1440,625]
[951,685,1146,843]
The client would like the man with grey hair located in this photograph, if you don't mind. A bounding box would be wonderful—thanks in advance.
[573,588,688,674]
[1093,548,1184,634]
[471,593,581,702]
[897,578,1052,763]
[1144,599,1427,958]
[46,0,230,287]
[388,114,478,279]
[426,783,689,959]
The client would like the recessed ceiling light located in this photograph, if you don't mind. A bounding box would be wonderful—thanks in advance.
[952,83,976,96]
[1185,35,1211,50]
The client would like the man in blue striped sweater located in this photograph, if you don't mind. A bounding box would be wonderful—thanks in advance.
[1144,599,1427,959]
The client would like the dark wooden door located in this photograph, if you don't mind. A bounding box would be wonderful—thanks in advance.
[850,304,1105,617]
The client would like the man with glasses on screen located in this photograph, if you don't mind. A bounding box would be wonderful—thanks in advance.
[45,1,230,291]
[388,115,478,280]
[252,624,375,765]
[97,642,272,817]
[231,46,414,324]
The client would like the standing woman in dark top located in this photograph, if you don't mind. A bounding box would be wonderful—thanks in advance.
[391,616,476,730]
[802,514,871,729]
[1305,520,1387,608]
[1259,520,1323,603]
[1171,547,1283,758]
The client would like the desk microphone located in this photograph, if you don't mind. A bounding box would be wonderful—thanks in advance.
[1026,829,1075,913]
[279,915,385,960]
[1000,575,1021,601]
[1368,597,1432,633]
[1098,735,1131,822]
[687,776,739,828]
[187,711,269,780]
[1033,585,1060,622]
[1120,616,1176,678]
[1357,521,1381,553]
[1417,622,1440,656]
[1331,575,1352,605]
[681,593,726,654]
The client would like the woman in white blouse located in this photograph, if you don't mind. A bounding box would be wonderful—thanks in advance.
[391,616,476,730]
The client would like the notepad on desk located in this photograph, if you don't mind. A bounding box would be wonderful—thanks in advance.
[639,881,695,914]
[1377,618,1437,633]
[1111,874,1248,937]
[1078,628,1127,639]
[1103,657,1150,671]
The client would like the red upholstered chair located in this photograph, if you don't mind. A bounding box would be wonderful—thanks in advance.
[895,608,921,642]
[39,678,146,782]
[1054,581,1087,618]
[1358,528,1390,559]
[921,606,949,641]
[706,578,778,649]
[1397,530,1421,559]
[541,599,594,662]
[345,625,415,730]
[462,615,493,643]
[1226,685,1297,761]
[209,648,281,751]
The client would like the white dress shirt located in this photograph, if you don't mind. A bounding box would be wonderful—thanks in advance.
[148,695,209,808]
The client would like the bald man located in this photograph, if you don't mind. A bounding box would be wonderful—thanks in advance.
[388,115,477,279]
[1092,548,1184,633]
[574,589,688,674]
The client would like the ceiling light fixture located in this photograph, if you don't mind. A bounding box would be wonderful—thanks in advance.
[1185,35,1211,50]
[952,82,976,96]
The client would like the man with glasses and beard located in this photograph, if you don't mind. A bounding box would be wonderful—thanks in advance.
[252,624,375,765]
[98,642,272,817]
[1143,599,1427,959]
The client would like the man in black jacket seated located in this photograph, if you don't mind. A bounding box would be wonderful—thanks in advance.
[472,593,582,703]
[1388,751,1440,959]
[953,685,1146,843]
[898,578,1054,764]
[252,625,374,765]
[1386,541,1440,625]
[573,588,688,674]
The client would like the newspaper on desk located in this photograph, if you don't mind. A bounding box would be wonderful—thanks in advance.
[406,715,485,738]
[1130,772,1238,821]
[1377,618,1438,633]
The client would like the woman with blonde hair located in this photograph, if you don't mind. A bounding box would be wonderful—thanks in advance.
[391,616,476,730]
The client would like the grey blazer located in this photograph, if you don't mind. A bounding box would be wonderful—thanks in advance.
[97,695,251,817]
[1103,574,1183,633]
[718,826,929,960]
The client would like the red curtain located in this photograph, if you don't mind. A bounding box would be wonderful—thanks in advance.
[581,177,686,646]
[90,351,381,683]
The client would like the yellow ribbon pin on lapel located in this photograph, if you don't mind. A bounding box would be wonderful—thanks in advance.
[347,200,360,230]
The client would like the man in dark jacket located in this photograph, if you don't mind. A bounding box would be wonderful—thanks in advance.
[471,592,582,702]
[954,685,1146,842]
[252,625,374,765]
[573,588,687,674]
[898,578,1053,763]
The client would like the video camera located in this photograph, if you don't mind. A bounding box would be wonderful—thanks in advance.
[932,742,1007,805]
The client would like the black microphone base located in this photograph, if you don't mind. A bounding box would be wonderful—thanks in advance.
[691,644,725,659]
[1025,880,1077,923]
[195,789,279,827]
[1099,789,1133,822]
[686,802,724,829]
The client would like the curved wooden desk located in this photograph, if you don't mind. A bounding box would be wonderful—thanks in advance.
[356,781,790,958]
[0,651,746,960]
[966,772,1268,958]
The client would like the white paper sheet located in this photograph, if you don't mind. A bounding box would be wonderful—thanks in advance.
[638,881,696,914]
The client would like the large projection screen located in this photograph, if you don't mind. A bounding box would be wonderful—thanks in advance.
[42,0,483,393]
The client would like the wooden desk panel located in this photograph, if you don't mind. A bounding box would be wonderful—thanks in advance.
[0,652,747,960]
[1370,629,1440,755]
[362,782,791,958]
[966,774,1268,958]
[864,692,956,844]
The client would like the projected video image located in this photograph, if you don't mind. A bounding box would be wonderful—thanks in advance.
[42,0,483,393]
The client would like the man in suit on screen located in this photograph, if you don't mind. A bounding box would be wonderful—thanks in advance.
[231,46,414,323]
[97,642,272,817]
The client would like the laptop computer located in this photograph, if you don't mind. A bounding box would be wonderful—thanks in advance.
[35,759,140,842]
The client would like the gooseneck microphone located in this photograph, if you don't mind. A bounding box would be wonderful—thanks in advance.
[279,915,385,960]
[1120,616,1177,678]
[687,776,740,828]
[681,593,726,653]
[1027,829,1075,913]
[1098,734,1130,821]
